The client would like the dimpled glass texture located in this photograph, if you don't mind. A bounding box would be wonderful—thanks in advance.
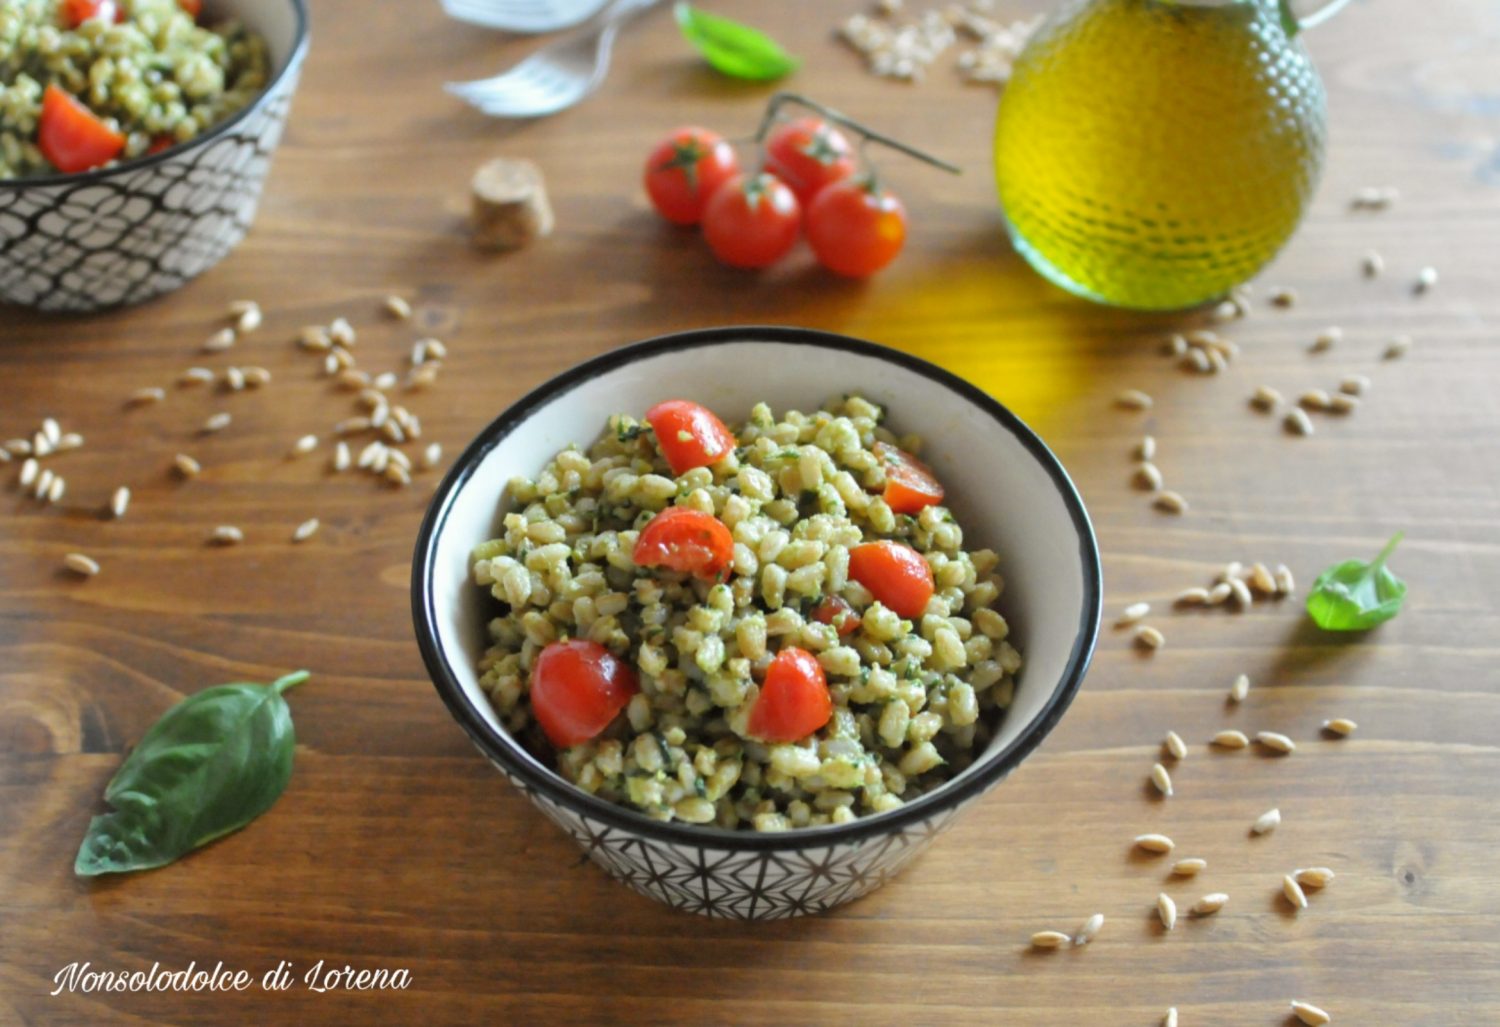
[994,0,1327,310]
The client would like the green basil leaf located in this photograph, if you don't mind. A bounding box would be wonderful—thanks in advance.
[74,670,309,877]
[674,2,799,81]
[1305,532,1407,631]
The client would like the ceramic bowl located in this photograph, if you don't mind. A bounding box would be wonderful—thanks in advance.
[412,327,1101,919]
[0,0,309,312]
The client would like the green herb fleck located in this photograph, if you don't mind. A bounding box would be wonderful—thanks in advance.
[1306,532,1409,631]
[674,2,799,81]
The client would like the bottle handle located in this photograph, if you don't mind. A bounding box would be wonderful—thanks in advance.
[1279,0,1354,35]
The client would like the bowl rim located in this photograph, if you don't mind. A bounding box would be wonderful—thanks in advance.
[0,0,310,192]
[411,325,1102,851]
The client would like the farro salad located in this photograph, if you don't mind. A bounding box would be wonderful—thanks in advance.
[471,395,1022,831]
[0,0,269,179]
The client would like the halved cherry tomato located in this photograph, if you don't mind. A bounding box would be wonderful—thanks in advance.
[812,595,861,636]
[62,0,121,27]
[874,440,944,515]
[764,117,857,206]
[633,506,734,581]
[848,541,934,619]
[146,135,176,156]
[643,126,740,226]
[701,172,801,270]
[806,177,908,278]
[529,639,638,749]
[747,647,832,743]
[37,85,125,175]
[645,399,736,476]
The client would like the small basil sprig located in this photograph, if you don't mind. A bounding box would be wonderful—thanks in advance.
[674,2,799,81]
[1306,532,1408,631]
[75,671,309,877]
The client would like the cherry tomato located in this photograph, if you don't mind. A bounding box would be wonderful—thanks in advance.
[643,126,739,226]
[874,441,944,515]
[146,135,176,156]
[179,0,203,18]
[646,399,736,476]
[805,177,908,278]
[633,506,734,581]
[62,0,120,27]
[747,647,833,743]
[848,541,934,619]
[37,85,125,175]
[812,595,861,636]
[529,639,639,749]
[701,172,801,270]
[764,117,857,206]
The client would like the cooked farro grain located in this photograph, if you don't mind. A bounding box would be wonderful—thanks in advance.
[1030,930,1071,950]
[127,386,166,406]
[63,552,100,576]
[1135,625,1165,650]
[1230,673,1250,703]
[291,434,318,457]
[1257,731,1295,754]
[1285,408,1314,436]
[1171,857,1207,876]
[173,453,202,478]
[380,419,406,444]
[209,525,244,545]
[1135,462,1163,491]
[1164,730,1187,761]
[1116,389,1153,410]
[471,397,1024,830]
[1269,287,1296,307]
[1175,586,1210,605]
[1157,892,1176,931]
[422,442,443,469]
[323,353,340,375]
[110,486,130,518]
[1191,893,1227,916]
[1135,833,1175,853]
[1274,564,1296,594]
[1294,867,1335,888]
[1153,491,1187,514]
[1322,718,1357,737]
[1117,602,1151,626]
[1150,762,1174,797]
[332,441,351,472]
[420,337,448,361]
[1212,729,1249,749]
[1252,807,1281,834]
[1073,913,1104,946]
[1283,873,1309,910]
[1250,385,1283,411]
[201,412,231,433]
[19,457,39,487]
[292,517,320,542]
[1291,1000,1331,1026]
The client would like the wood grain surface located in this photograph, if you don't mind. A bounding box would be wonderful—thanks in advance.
[3,0,1499,1023]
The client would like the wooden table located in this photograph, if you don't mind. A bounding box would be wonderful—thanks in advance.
[3,0,1498,1023]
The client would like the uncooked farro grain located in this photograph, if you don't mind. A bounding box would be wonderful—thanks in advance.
[1175,586,1210,605]
[373,372,398,391]
[1191,893,1228,916]
[1294,867,1335,888]
[333,441,352,472]
[128,386,167,406]
[1135,625,1165,650]
[1290,1000,1331,1026]
[385,295,413,319]
[1257,731,1296,754]
[1164,730,1187,761]
[1118,602,1151,626]
[1171,858,1207,877]
[1206,582,1233,605]
[1073,913,1104,946]
[1283,874,1309,910]
[291,434,318,457]
[1322,718,1357,737]
[243,367,272,388]
[1135,833,1175,853]
[1230,673,1250,703]
[224,366,246,391]
[422,442,442,469]
[1384,335,1411,360]
[1299,388,1332,410]
[1249,563,1277,595]
[1274,564,1296,594]
[1251,385,1283,411]
[1154,490,1188,514]
[210,525,244,545]
[41,418,59,445]
[1157,892,1177,931]
[1309,327,1341,353]
[338,369,372,391]
[1285,408,1314,436]
[5,438,32,455]
[1212,729,1250,749]
[329,317,356,347]
[1151,762,1174,797]
[234,303,262,334]
[63,553,100,576]
[1164,1008,1178,1027]
[32,467,53,499]
[201,412,232,434]
[46,475,65,503]
[335,416,373,435]
[1339,374,1370,396]
[1252,807,1282,834]
[1135,462,1164,491]
[19,457,39,487]
[1228,578,1253,607]
[203,328,236,352]
[299,326,333,351]
[292,518,320,542]
[1030,931,1071,950]
[1137,435,1156,461]
[1328,394,1358,415]
[111,486,130,519]
[1116,389,1153,410]
[173,453,202,478]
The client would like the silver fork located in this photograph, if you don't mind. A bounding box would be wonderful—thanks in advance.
[440,0,609,35]
[445,0,660,118]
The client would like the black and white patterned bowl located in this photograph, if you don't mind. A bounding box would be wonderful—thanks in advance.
[0,0,309,313]
[412,327,1102,919]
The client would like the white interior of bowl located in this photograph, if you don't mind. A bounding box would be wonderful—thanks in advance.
[427,336,1091,792]
[208,0,302,69]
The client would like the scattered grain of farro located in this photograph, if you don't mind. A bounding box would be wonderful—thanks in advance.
[203,328,236,352]
[385,463,412,487]
[1172,858,1207,877]
[422,442,442,469]
[1175,586,1210,605]
[292,517,320,542]
[333,441,352,472]
[1361,250,1384,277]
[173,453,202,478]
[291,434,318,457]
[47,475,65,503]
[19,457,39,487]
[1352,185,1397,209]
[235,303,262,334]
[1257,732,1296,754]
[1340,374,1370,396]
[1186,348,1213,374]
[371,445,391,474]
[1228,578,1253,607]
[420,337,448,361]
[1154,490,1188,514]
[224,366,246,391]
[373,371,398,391]
[1414,266,1438,294]
[1137,435,1156,461]
[338,369,372,391]
[1117,602,1151,626]
[1270,287,1297,308]
[1274,564,1296,594]
[201,412,232,434]
[1252,807,1282,835]
[1191,893,1228,917]
[1251,385,1283,411]
[1135,625,1165,650]
[210,525,244,545]
[111,486,130,519]
[356,389,385,411]
[32,432,52,457]
[1164,1008,1178,1027]
[1283,873,1309,910]
[1164,730,1187,761]
[335,416,373,435]
[57,432,84,451]
[1030,930,1071,950]
[1157,892,1177,931]
[404,413,423,438]
[323,353,340,376]
[1151,762,1174,797]
[408,364,440,390]
[1291,1000,1331,1026]
[64,552,100,576]
[1218,560,1243,582]
[1328,394,1359,415]
[1135,462,1164,491]
[1073,913,1104,946]
[1230,673,1250,703]
[384,295,413,319]
[34,467,54,499]
[387,448,412,472]
[227,299,257,317]
[299,325,333,350]
[1116,388,1153,410]
[1322,718,1357,737]
[369,403,390,429]
[380,419,406,443]
[1294,867,1335,888]
[1205,348,1228,373]
[1285,408,1314,436]
[410,341,428,366]
[1135,833,1175,853]
[1165,333,1188,356]
[243,367,272,387]
[127,386,167,406]
[0,447,10,463]
[1299,388,1331,410]
[329,317,356,347]
[1384,335,1411,360]
[357,441,384,469]
[1249,563,1277,595]
[4,438,30,455]
[1212,729,1250,749]
[331,345,356,370]
[1310,327,1341,353]
[41,418,60,444]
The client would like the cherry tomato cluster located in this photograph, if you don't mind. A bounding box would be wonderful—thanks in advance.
[643,118,909,277]
[525,398,950,752]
